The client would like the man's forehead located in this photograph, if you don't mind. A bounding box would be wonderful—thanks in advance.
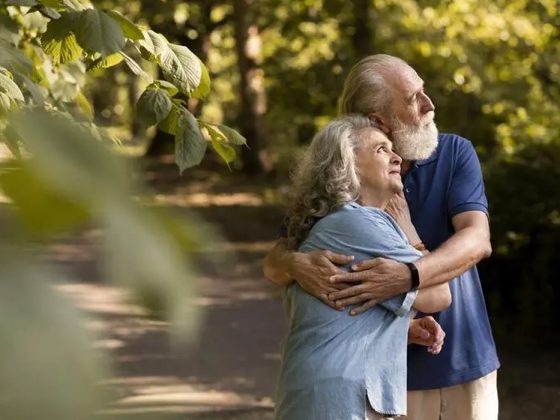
[383,63,423,93]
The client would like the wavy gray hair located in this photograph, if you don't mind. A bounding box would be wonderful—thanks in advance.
[287,114,381,249]
[339,54,408,116]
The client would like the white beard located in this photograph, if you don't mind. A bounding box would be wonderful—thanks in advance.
[391,116,439,161]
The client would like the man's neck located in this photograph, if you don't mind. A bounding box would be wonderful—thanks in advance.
[401,160,412,176]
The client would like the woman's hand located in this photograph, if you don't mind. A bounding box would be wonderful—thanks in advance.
[385,191,422,246]
[408,316,445,355]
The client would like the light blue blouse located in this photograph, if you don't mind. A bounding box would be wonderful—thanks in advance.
[275,203,422,419]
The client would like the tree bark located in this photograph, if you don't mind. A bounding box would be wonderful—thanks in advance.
[352,0,374,57]
[233,0,268,174]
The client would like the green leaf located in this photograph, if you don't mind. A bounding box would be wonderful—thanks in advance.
[158,103,180,135]
[0,40,33,75]
[38,0,65,7]
[75,91,93,120]
[175,110,206,173]
[211,138,236,166]
[119,51,152,82]
[137,29,160,63]
[0,92,13,114]
[156,80,179,97]
[61,0,86,10]
[103,203,200,334]
[8,108,128,203]
[105,10,143,41]
[1,125,22,158]
[162,43,202,96]
[140,31,202,96]
[136,87,172,127]
[87,52,123,70]
[217,124,248,146]
[29,5,61,19]
[41,14,83,65]
[0,70,24,101]
[191,59,211,99]
[75,9,125,57]
[21,75,47,106]
[5,0,38,6]
[0,163,91,236]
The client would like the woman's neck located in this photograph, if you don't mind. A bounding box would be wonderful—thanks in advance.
[358,189,391,210]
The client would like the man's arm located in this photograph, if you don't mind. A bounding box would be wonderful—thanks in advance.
[262,238,355,308]
[328,210,491,312]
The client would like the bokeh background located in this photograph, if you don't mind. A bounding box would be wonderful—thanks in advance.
[1,0,559,419]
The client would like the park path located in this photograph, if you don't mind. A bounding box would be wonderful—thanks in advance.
[46,158,560,420]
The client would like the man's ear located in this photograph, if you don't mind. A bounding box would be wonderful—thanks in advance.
[367,112,391,134]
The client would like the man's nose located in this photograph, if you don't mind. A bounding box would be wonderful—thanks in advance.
[420,92,435,114]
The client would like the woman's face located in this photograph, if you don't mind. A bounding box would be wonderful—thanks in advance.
[354,128,403,199]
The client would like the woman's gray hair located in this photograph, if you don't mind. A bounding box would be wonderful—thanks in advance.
[287,114,380,249]
[339,54,408,116]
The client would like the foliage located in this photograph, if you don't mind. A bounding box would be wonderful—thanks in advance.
[0,0,235,418]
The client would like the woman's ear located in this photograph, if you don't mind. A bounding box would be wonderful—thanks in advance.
[367,112,391,134]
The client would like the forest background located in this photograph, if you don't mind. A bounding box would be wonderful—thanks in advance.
[1,0,559,418]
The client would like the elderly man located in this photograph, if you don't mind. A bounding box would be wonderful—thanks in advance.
[264,54,499,420]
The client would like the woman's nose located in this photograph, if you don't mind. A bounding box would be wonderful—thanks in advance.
[391,151,402,165]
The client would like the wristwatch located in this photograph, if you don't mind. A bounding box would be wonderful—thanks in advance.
[405,262,420,291]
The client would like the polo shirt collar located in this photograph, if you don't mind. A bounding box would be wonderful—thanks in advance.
[412,148,439,167]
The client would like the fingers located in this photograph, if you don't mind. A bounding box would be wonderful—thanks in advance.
[329,271,369,284]
[328,284,365,301]
[323,251,355,265]
[318,293,342,310]
[333,293,372,309]
[349,257,384,272]
[349,299,377,316]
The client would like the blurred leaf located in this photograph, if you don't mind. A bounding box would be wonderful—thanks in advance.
[175,109,206,173]
[0,40,33,74]
[41,13,83,65]
[75,91,93,120]
[5,0,38,6]
[0,92,12,114]
[103,203,200,336]
[87,51,123,70]
[217,124,248,146]
[38,0,64,6]
[1,125,22,158]
[8,108,128,203]
[0,163,91,236]
[0,69,24,101]
[29,5,61,19]
[21,75,47,106]
[136,86,172,127]
[75,9,125,57]
[0,248,107,420]
[191,59,211,99]
[105,10,143,41]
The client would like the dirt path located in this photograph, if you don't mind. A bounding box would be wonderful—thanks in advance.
[47,160,560,419]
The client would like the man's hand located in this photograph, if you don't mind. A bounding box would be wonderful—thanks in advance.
[289,250,355,309]
[408,316,445,355]
[328,257,411,315]
[385,192,421,246]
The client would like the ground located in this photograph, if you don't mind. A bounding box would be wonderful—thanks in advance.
[44,156,560,419]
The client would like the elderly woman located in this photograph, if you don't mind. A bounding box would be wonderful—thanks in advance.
[274,115,451,420]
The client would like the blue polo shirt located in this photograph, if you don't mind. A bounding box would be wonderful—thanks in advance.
[405,133,499,389]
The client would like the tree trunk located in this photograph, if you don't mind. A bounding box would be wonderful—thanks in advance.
[233,0,268,174]
[352,0,374,57]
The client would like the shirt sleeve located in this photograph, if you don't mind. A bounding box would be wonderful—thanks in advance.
[447,139,489,217]
[302,207,420,317]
